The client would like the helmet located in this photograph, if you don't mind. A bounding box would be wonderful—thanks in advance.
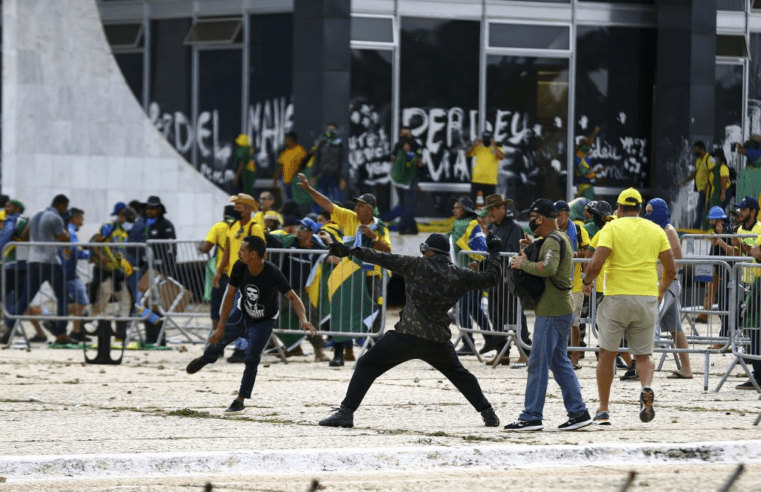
[707,206,727,220]
[587,200,613,219]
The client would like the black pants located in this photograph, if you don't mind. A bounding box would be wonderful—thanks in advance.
[341,330,492,412]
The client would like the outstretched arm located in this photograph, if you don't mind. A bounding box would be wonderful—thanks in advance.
[296,173,334,214]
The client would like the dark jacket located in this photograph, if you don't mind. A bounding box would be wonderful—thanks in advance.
[146,215,176,275]
[350,248,501,343]
[488,213,522,254]
[313,139,346,180]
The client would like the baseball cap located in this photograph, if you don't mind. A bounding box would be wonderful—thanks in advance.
[528,198,559,218]
[553,200,570,213]
[617,188,642,206]
[736,195,760,211]
[352,193,377,209]
[9,199,24,213]
[111,202,127,216]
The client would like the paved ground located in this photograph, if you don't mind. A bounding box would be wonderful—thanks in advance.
[1,308,760,491]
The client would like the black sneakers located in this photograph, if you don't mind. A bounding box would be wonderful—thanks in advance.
[481,407,500,427]
[503,419,543,431]
[620,368,639,381]
[639,387,655,422]
[558,410,593,431]
[186,357,208,374]
[225,399,245,414]
[319,405,354,428]
[736,380,761,390]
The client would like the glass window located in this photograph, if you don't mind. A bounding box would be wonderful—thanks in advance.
[351,17,394,43]
[717,0,745,10]
[114,53,143,105]
[198,49,242,192]
[575,26,657,192]
[714,64,743,149]
[400,17,480,217]
[486,56,569,212]
[489,23,569,50]
[716,34,749,58]
[248,13,294,179]
[349,49,393,211]
[149,19,193,163]
[104,23,143,49]
[749,33,761,138]
[185,18,243,45]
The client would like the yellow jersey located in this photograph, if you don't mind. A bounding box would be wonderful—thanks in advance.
[204,220,231,271]
[224,219,265,277]
[468,145,503,185]
[278,144,308,184]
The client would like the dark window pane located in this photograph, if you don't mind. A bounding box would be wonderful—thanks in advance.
[186,19,243,44]
[580,0,654,3]
[248,13,294,180]
[749,33,761,138]
[487,56,569,211]
[104,23,142,48]
[351,17,393,43]
[349,49,393,211]
[717,0,745,10]
[198,49,242,191]
[575,26,656,192]
[400,17,479,216]
[715,64,743,152]
[115,53,143,105]
[716,34,749,58]
[149,18,193,163]
[489,23,569,50]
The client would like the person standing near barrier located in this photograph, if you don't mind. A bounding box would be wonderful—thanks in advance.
[707,206,732,347]
[644,198,692,379]
[450,196,489,355]
[12,194,72,345]
[296,173,391,366]
[477,194,530,365]
[272,131,308,200]
[62,208,90,342]
[554,200,589,369]
[682,141,714,230]
[213,194,266,363]
[200,205,238,339]
[187,236,316,413]
[318,233,502,428]
[503,199,591,431]
[582,188,676,424]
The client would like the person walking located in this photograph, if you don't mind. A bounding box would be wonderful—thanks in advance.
[186,235,316,413]
[582,188,676,424]
[503,199,592,432]
[318,233,503,428]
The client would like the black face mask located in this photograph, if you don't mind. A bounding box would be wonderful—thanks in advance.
[483,137,492,146]
[528,219,540,232]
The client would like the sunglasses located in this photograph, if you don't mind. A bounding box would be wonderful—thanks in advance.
[296,225,310,232]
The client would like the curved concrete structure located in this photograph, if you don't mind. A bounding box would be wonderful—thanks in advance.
[2,0,228,239]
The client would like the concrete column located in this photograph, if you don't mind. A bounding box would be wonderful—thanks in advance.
[292,0,351,146]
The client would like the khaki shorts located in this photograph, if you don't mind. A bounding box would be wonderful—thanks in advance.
[596,295,658,355]
[572,291,584,327]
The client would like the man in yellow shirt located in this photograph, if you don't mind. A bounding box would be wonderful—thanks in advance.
[200,205,238,332]
[297,173,391,365]
[582,188,676,425]
[212,193,266,363]
[273,132,307,200]
[466,132,505,201]
[682,141,714,229]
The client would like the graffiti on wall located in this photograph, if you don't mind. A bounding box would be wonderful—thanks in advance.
[348,101,391,187]
[149,97,294,190]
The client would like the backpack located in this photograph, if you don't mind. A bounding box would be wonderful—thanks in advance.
[506,232,570,310]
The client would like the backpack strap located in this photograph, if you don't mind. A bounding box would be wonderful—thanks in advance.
[545,232,571,291]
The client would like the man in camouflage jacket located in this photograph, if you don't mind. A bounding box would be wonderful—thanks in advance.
[318,233,503,428]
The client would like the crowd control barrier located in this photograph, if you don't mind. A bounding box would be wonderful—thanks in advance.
[1,241,154,364]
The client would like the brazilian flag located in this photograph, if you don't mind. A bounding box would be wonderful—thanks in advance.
[327,256,375,343]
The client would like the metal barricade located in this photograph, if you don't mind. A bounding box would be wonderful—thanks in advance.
[1,241,152,364]
[714,261,761,393]
[454,250,529,367]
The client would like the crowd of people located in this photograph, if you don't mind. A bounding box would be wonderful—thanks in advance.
[0,194,175,346]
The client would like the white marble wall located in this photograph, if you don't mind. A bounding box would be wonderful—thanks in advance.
[2,0,229,240]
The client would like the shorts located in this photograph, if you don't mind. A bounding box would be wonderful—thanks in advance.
[596,295,658,356]
[572,291,584,326]
[658,281,682,333]
[67,278,89,305]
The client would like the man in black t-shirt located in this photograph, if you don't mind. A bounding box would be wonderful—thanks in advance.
[186,236,316,414]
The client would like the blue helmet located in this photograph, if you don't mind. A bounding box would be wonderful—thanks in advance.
[707,206,727,220]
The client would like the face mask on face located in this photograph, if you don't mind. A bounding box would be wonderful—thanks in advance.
[580,145,590,154]
[122,221,134,232]
[528,218,540,232]
[482,137,492,146]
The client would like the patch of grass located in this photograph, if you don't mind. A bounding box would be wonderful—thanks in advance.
[426,431,450,437]
[166,408,213,418]
[257,418,294,424]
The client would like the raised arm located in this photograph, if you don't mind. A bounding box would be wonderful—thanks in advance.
[296,173,334,214]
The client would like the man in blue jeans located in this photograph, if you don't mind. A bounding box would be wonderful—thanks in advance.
[504,199,592,431]
[185,235,315,413]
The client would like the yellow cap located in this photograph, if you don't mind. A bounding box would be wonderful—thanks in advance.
[617,187,642,206]
[235,134,250,147]
[229,193,258,210]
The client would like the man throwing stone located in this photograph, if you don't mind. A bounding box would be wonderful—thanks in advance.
[582,188,676,424]
[318,233,503,428]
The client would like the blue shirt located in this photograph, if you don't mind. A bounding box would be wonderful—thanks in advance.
[61,223,90,280]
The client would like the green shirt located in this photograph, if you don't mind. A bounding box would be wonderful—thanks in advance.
[520,231,573,317]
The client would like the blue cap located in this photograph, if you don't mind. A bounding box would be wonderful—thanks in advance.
[737,196,759,211]
[553,200,570,213]
[298,218,321,234]
[707,206,727,220]
[111,202,127,216]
